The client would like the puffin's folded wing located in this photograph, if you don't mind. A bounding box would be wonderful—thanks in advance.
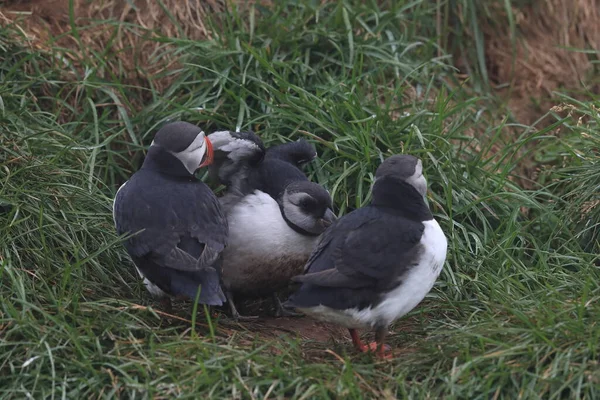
[114,194,181,260]
[334,212,424,282]
[295,207,424,288]
[292,268,366,288]
[148,246,201,271]
[296,207,373,277]
[300,217,340,272]
[114,178,228,272]
[188,202,228,269]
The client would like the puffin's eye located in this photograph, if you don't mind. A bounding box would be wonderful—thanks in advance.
[299,197,316,211]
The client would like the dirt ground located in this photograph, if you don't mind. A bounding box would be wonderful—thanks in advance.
[218,297,350,343]
[234,316,348,343]
[144,299,423,361]
[0,0,230,94]
[480,0,600,125]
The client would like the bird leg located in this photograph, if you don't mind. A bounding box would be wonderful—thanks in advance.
[349,329,368,352]
[349,328,392,359]
[370,327,393,359]
[272,294,303,318]
[225,291,258,322]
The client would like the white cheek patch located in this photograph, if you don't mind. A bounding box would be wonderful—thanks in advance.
[406,160,427,196]
[281,194,325,235]
[283,201,315,231]
[174,133,207,174]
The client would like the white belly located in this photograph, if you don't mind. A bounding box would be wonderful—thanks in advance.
[299,219,448,328]
[112,181,127,227]
[134,267,167,298]
[221,190,317,294]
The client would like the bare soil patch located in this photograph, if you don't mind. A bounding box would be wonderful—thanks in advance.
[481,0,600,125]
[0,0,269,93]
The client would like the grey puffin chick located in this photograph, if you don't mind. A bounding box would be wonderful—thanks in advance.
[113,121,227,310]
[207,131,336,320]
[285,154,448,359]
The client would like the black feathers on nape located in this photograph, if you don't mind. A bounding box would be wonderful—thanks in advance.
[208,130,265,165]
[265,139,317,168]
[232,131,266,164]
[153,121,204,153]
[207,130,266,186]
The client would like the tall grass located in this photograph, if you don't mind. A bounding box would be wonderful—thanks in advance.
[542,96,600,256]
[1,1,598,398]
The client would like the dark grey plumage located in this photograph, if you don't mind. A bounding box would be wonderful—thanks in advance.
[285,154,448,358]
[113,121,227,306]
[264,139,317,167]
[285,206,426,309]
[207,131,335,319]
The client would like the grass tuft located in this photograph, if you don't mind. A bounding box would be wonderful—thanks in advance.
[1,1,598,398]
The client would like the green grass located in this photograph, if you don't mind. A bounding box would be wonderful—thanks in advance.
[1,1,599,398]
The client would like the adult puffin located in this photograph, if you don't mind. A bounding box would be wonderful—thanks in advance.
[113,121,227,309]
[285,154,448,358]
[207,131,337,320]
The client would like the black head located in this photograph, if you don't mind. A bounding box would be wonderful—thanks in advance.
[207,130,265,165]
[375,154,427,196]
[206,130,266,188]
[281,181,336,236]
[266,139,317,167]
[144,121,213,176]
[153,122,204,152]
[232,130,265,155]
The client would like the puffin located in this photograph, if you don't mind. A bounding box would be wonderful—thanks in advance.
[113,121,227,309]
[207,131,337,320]
[284,154,448,359]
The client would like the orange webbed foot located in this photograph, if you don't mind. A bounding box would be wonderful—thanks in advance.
[364,341,393,359]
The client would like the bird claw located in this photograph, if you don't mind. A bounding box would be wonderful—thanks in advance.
[274,306,304,318]
[359,342,393,359]
[272,294,303,318]
[225,292,258,322]
[232,314,260,322]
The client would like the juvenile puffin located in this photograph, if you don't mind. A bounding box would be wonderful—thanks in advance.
[113,121,227,308]
[284,154,448,358]
[207,131,337,319]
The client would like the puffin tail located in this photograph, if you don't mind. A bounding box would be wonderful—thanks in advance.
[172,267,227,306]
[282,292,303,310]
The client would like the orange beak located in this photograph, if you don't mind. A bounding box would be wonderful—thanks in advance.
[199,136,214,168]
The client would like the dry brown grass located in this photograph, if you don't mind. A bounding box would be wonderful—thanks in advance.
[0,0,269,93]
[4,0,597,125]
[444,0,600,188]
[2,0,597,188]
[483,0,600,125]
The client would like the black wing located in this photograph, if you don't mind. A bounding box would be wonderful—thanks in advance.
[286,206,424,310]
[114,172,228,272]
